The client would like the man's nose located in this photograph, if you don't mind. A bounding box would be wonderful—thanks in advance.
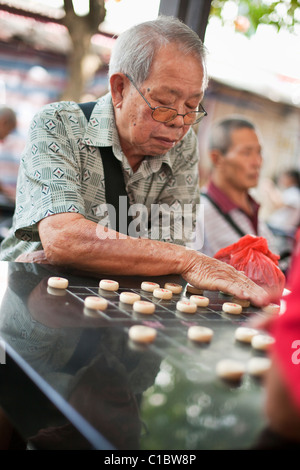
[165,114,186,128]
[253,152,263,167]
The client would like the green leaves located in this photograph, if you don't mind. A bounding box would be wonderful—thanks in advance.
[210,0,300,35]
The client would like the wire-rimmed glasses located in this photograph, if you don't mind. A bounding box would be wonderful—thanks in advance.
[125,74,207,125]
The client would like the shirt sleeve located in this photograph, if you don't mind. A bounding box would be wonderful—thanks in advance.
[14,104,86,242]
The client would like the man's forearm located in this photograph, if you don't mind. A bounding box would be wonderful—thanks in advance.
[39,213,187,277]
[36,213,271,306]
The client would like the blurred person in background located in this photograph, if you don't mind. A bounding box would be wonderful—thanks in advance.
[193,116,276,257]
[0,106,16,142]
[265,169,300,260]
[0,106,17,241]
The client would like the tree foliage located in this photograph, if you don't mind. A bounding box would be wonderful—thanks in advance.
[210,0,300,36]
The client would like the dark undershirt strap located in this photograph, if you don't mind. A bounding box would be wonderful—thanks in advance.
[78,102,132,234]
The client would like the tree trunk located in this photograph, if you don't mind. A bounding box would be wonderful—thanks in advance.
[61,0,106,102]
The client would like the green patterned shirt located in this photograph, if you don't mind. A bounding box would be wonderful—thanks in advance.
[0,93,200,261]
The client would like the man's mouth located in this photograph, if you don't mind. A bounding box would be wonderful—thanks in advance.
[155,136,178,148]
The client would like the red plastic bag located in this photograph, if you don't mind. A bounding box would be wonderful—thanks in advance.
[214,234,285,301]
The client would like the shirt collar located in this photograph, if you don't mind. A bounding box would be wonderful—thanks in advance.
[206,180,260,214]
[82,93,117,148]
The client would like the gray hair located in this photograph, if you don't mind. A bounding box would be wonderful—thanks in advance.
[108,15,208,88]
[209,117,256,154]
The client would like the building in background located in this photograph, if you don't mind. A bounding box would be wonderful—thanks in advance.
[0,1,113,199]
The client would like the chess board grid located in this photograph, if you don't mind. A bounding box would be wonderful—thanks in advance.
[66,284,262,323]
[54,282,269,385]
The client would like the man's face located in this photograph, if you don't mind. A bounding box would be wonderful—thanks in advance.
[114,43,205,160]
[219,127,263,190]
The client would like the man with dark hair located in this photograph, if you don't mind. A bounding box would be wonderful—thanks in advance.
[194,116,275,256]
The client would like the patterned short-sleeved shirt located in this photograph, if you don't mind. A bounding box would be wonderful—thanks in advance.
[0,93,200,261]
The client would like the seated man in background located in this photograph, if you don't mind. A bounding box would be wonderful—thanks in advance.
[193,116,276,257]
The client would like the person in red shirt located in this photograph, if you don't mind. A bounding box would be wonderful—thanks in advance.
[253,249,300,447]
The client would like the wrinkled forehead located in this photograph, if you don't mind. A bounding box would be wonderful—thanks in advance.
[229,127,261,147]
[144,45,206,98]
[146,42,207,87]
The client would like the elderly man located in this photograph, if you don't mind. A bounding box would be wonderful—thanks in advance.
[194,116,276,257]
[0,17,267,305]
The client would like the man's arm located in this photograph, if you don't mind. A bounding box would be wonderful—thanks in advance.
[16,212,270,307]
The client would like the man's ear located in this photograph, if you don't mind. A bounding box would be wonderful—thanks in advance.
[110,73,127,109]
[210,149,224,167]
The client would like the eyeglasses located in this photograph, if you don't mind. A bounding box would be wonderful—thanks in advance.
[125,74,207,125]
